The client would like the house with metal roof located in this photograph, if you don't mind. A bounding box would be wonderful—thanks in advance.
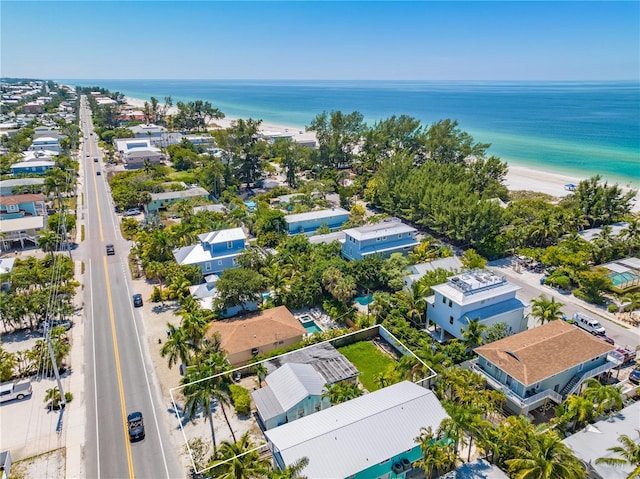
[341,218,419,261]
[173,227,246,275]
[426,269,527,341]
[114,138,165,168]
[0,178,45,196]
[263,341,359,386]
[10,160,55,176]
[129,123,167,138]
[28,136,60,153]
[284,208,350,235]
[206,306,306,366]
[252,363,330,430]
[145,184,210,213]
[0,194,47,250]
[189,274,258,317]
[403,256,463,289]
[562,401,640,479]
[472,320,617,415]
[265,380,449,479]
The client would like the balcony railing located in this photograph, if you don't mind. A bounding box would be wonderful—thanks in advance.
[563,361,618,397]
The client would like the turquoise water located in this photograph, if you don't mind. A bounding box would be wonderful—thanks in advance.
[301,319,322,334]
[63,79,640,183]
[354,295,374,306]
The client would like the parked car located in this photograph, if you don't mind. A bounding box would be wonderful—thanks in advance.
[93,157,98,162]
[629,368,640,385]
[609,346,637,365]
[573,313,606,335]
[127,412,145,442]
[597,334,615,345]
[106,244,115,255]
[38,320,73,333]
[132,294,143,308]
[0,381,32,403]
[123,208,141,217]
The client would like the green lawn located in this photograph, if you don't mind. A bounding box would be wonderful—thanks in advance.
[338,341,396,392]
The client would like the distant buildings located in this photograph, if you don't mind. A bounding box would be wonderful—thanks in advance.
[341,219,418,261]
[172,227,246,275]
[284,208,350,235]
[426,270,527,342]
[265,381,449,479]
[205,306,306,366]
[473,320,617,415]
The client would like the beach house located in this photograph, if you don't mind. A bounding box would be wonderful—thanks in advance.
[403,256,463,289]
[189,274,258,318]
[10,159,55,176]
[265,381,449,479]
[472,320,617,415]
[341,218,418,261]
[284,208,350,235]
[0,178,45,196]
[28,136,60,153]
[205,306,306,366]
[145,184,210,214]
[114,138,165,169]
[172,227,246,275]
[252,363,331,430]
[426,270,527,341]
[0,194,47,250]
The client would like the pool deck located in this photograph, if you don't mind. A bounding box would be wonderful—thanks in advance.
[293,308,338,331]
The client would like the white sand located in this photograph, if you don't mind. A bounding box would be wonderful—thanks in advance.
[123,96,639,212]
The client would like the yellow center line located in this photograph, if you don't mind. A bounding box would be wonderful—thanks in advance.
[89,135,104,241]
[103,256,135,479]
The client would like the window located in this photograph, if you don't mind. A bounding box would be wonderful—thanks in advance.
[376,237,381,241]
[227,241,233,249]
[398,234,402,239]
[382,236,387,241]
[449,316,454,324]
[297,408,305,418]
[314,403,321,412]
[442,296,446,304]
[448,300,452,307]
[578,363,584,372]
[232,258,238,265]
[218,260,223,265]
[205,262,212,271]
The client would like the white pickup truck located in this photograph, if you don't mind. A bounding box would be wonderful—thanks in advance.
[0,381,33,403]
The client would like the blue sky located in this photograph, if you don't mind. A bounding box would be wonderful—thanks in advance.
[2,1,638,80]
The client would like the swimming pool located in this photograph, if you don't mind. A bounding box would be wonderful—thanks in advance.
[354,294,374,306]
[298,314,322,334]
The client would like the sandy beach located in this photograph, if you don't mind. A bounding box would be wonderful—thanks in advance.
[124,96,639,212]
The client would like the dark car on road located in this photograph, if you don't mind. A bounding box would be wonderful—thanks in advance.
[133,294,143,308]
[629,369,640,385]
[96,171,101,175]
[106,244,115,255]
[127,412,145,442]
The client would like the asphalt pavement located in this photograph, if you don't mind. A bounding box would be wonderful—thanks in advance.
[78,97,183,479]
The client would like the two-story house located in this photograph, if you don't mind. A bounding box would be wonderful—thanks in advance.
[172,227,246,275]
[284,208,350,235]
[341,219,418,261]
[28,136,61,153]
[473,320,617,415]
[114,138,165,168]
[129,124,167,139]
[0,194,47,250]
[426,270,527,341]
[265,381,449,479]
[252,363,331,430]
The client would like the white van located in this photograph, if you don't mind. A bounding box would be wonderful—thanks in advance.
[573,313,606,335]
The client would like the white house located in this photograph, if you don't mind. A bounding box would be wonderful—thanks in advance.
[114,138,165,168]
[426,269,527,342]
[173,227,246,275]
[403,256,463,289]
[28,136,60,153]
[265,381,449,479]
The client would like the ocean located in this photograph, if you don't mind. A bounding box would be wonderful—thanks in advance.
[64,80,640,184]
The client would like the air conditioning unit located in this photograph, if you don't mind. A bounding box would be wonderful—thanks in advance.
[401,458,411,470]
[391,462,404,475]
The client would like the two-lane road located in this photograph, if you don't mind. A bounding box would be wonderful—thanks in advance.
[79,96,182,479]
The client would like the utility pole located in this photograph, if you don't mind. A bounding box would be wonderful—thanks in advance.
[45,323,67,409]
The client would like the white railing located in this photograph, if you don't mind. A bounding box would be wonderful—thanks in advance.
[563,361,618,397]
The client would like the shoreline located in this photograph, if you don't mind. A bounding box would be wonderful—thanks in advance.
[124,96,640,212]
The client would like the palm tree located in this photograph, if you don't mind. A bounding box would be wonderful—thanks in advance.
[183,370,219,451]
[620,217,640,255]
[252,362,268,388]
[209,432,270,479]
[461,317,487,351]
[160,324,192,369]
[581,378,623,416]
[38,230,60,252]
[595,432,640,479]
[530,295,565,325]
[321,382,362,404]
[271,457,309,479]
[505,430,586,479]
[554,394,594,433]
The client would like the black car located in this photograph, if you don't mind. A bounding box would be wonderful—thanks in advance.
[133,294,143,308]
[96,171,101,176]
[629,368,640,385]
[106,244,115,255]
[127,412,145,442]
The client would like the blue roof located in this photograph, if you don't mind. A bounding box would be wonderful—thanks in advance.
[463,297,525,321]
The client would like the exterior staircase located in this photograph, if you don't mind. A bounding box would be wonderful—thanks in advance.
[560,375,581,396]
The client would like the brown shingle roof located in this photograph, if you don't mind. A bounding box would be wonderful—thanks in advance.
[206,306,306,356]
[474,320,615,386]
[0,193,45,206]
